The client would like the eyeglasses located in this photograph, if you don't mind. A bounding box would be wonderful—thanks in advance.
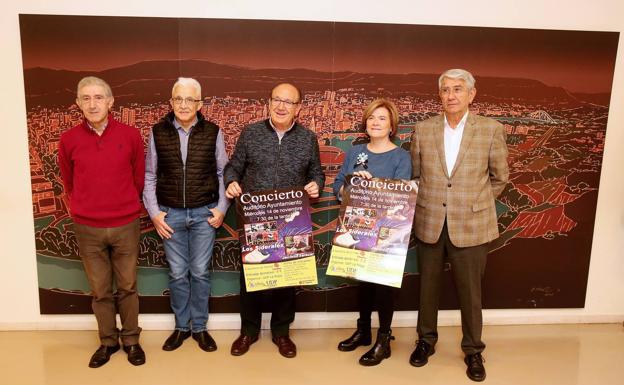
[171,97,202,105]
[270,97,299,108]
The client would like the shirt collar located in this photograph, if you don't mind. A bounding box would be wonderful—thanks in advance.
[173,116,198,132]
[444,110,469,130]
[86,119,108,133]
[268,117,295,133]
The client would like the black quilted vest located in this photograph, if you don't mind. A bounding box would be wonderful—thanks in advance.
[153,112,219,208]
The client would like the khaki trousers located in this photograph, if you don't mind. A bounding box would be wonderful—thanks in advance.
[73,219,141,346]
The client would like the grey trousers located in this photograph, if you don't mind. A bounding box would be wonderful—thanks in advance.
[416,221,488,355]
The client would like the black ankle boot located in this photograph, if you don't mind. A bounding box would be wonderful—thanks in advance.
[358,329,395,366]
[337,322,372,352]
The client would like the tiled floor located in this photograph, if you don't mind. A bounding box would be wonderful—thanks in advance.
[1,324,622,385]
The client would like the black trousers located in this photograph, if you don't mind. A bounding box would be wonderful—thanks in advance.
[238,269,295,337]
[357,282,397,333]
[416,222,488,355]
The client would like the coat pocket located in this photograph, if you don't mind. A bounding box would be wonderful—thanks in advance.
[472,199,492,212]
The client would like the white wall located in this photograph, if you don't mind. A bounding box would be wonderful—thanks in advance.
[1,0,623,330]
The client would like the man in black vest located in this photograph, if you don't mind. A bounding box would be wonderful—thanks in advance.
[144,77,229,352]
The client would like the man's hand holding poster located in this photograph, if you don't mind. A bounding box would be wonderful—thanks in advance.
[327,176,418,287]
[237,187,317,292]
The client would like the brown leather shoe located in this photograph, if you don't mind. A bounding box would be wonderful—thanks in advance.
[230,334,259,356]
[272,335,297,358]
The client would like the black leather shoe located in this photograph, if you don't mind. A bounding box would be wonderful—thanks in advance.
[465,353,486,382]
[193,331,217,352]
[123,344,146,366]
[162,330,191,351]
[272,335,297,358]
[230,334,259,356]
[359,330,395,366]
[409,340,435,367]
[338,327,372,352]
[88,344,120,368]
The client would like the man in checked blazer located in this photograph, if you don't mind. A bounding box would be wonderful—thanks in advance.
[409,69,509,382]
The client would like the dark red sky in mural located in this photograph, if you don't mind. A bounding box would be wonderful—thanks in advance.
[19,15,619,93]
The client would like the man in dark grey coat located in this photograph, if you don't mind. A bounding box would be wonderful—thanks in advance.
[224,83,325,359]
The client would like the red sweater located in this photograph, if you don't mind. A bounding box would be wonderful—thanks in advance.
[58,117,145,227]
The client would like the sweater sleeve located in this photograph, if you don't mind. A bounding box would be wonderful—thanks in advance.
[223,126,248,188]
[306,134,325,191]
[58,136,73,198]
[394,150,413,180]
[132,129,145,197]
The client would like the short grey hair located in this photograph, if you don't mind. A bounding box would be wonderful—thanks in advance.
[77,76,113,97]
[438,69,475,90]
[172,77,201,97]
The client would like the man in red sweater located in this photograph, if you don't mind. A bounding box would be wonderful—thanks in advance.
[58,76,146,368]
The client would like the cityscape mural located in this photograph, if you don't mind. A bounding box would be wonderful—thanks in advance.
[19,14,619,313]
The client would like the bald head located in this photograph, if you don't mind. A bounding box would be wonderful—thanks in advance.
[271,83,302,103]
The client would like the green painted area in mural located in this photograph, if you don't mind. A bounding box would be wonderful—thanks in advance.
[312,203,339,227]
[36,254,356,295]
[496,200,510,216]
[34,215,55,232]
[37,254,240,296]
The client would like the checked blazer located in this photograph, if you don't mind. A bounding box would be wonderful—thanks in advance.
[410,112,509,247]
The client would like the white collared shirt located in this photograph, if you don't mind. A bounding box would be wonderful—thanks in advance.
[443,111,469,175]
